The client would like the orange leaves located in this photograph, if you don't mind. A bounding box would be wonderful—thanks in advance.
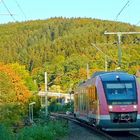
[0,63,31,104]
[128,65,140,75]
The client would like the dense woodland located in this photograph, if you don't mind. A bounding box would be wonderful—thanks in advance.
[1,18,140,92]
[1,18,140,130]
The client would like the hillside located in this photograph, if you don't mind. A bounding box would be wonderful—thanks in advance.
[0,17,140,91]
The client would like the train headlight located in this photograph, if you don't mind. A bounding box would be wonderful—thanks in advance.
[133,105,137,109]
[108,105,113,111]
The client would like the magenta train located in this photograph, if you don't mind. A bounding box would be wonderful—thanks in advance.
[74,71,140,131]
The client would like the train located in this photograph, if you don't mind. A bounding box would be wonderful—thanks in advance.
[74,71,140,131]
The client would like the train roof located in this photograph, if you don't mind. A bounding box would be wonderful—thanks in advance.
[91,71,109,78]
[98,71,135,81]
[91,71,127,78]
[77,71,135,88]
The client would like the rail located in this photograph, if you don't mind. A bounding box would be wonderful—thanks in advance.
[51,113,115,140]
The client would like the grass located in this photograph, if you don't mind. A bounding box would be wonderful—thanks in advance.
[17,120,68,140]
[0,119,68,140]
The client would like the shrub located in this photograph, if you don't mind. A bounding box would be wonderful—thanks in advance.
[17,120,68,140]
[0,125,14,140]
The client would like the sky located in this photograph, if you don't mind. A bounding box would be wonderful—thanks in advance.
[0,0,140,25]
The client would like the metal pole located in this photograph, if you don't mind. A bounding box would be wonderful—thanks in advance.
[41,96,42,107]
[117,33,122,67]
[29,105,31,122]
[69,89,72,113]
[105,55,107,72]
[104,31,140,68]
[91,43,108,71]
[45,72,48,116]
[29,102,36,123]
[31,105,33,122]
[87,63,90,79]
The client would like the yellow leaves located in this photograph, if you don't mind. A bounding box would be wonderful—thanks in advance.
[0,63,31,104]
[79,68,87,78]
[129,65,140,75]
[8,63,29,80]
[50,85,63,93]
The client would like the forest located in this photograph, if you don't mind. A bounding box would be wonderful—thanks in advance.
[1,18,140,91]
[1,17,140,138]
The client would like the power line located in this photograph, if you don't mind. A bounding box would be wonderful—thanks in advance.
[104,31,140,68]
[14,0,27,20]
[91,43,116,71]
[0,13,15,15]
[115,0,129,21]
[1,0,16,21]
[0,0,15,17]
[136,20,140,26]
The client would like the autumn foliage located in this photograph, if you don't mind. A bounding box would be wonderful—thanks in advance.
[0,63,31,103]
[0,63,32,125]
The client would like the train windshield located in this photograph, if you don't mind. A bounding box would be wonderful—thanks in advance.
[103,81,137,105]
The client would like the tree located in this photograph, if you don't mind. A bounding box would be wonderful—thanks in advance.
[0,63,32,126]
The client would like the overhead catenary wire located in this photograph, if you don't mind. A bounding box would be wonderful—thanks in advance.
[104,31,140,68]
[136,20,140,26]
[115,0,129,21]
[91,43,117,61]
[0,0,15,16]
[1,0,16,21]
[14,0,27,20]
[91,43,117,71]
[0,13,15,15]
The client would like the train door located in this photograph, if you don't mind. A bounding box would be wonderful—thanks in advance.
[79,89,84,115]
[89,86,99,125]
[75,91,81,117]
[79,88,88,116]
[95,87,100,125]
[74,93,78,113]
[85,88,89,115]
[82,89,87,115]
[89,87,96,113]
[92,86,98,115]
[83,88,89,115]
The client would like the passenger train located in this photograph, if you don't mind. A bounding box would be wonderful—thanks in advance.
[74,71,140,131]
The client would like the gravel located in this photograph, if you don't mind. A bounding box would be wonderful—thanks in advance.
[59,121,110,140]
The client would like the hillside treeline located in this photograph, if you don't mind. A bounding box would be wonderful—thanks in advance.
[1,17,140,91]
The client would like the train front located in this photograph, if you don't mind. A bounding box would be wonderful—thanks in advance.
[98,72,140,131]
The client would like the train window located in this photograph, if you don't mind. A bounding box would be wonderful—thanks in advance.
[74,94,78,111]
[87,86,98,110]
[78,94,81,111]
[103,81,137,105]
[86,93,89,112]
[106,83,132,89]
[95,87,97,100]
[83,93,86,111]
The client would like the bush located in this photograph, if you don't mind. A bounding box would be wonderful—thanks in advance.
[17,120,68,140]
[0,125,14,140]
[17,125,54,140]
[48,97,74,113]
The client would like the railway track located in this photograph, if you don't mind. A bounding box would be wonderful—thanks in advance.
[51,113,115,140]
[105,131,140,140]
[129,131,140,139]
[51,113,140,140]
